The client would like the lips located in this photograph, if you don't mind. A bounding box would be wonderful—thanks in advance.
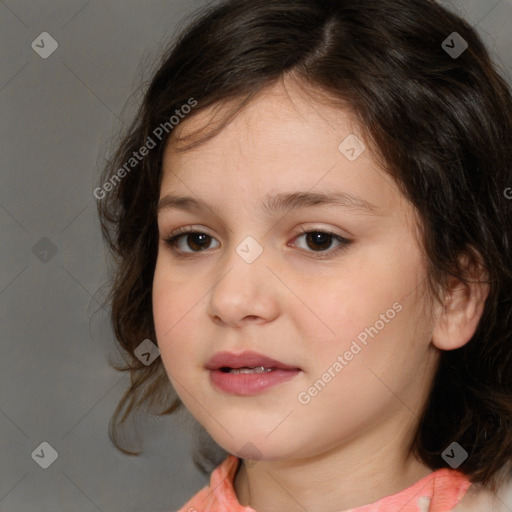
[205,350,299,371]
[205,351,301,395]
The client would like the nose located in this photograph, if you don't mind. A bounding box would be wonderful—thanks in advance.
[206,237,281,328]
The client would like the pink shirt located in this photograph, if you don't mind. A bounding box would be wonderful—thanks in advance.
[176,455,473,512]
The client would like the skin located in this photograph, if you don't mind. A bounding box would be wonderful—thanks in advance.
[152,76,489,512]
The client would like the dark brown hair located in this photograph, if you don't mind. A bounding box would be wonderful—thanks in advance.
[96,0,512,493]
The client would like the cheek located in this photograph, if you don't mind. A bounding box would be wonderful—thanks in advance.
[152,254,206,330]
[304,251,427,364]
[152,261,202,366]
[299,266,391,342]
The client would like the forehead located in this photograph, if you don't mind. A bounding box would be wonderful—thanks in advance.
[162,80,367,184]
[166,79,360,155]
[159,79,415,226]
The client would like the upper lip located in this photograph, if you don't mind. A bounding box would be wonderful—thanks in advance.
[205,350,300,370]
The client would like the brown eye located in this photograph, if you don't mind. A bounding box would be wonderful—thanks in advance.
[291,230,352,257]
[304,232,334,251]
[164,231,220,253]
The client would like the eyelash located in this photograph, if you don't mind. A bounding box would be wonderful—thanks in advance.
[162,227,352,259]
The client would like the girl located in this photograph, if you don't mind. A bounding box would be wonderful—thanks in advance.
[96,0,512,510]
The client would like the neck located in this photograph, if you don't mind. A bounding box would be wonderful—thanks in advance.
[233,414,432,512]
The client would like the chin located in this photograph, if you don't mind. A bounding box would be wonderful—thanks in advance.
[204,426,299,463]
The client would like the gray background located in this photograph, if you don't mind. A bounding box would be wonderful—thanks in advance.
[1,1,511,511]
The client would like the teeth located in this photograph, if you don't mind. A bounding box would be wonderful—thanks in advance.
[228,366,273,374]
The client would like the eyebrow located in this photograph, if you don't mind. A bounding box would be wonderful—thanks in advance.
[157,190,380,216]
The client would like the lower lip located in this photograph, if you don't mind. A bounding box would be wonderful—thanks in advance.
[209,368,300,395]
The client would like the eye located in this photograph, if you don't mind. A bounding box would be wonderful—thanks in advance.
[290,228,352,257]
[163,229,220,254]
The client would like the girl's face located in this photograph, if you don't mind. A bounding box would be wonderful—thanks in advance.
[153,80,441,463]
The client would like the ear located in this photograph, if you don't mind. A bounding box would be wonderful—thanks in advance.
[431,254,490,351]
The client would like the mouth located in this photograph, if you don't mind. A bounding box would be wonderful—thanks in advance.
[205,350,300,372]
[219,366,274,374]
[205,351,301,395]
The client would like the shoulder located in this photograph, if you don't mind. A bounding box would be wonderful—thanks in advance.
[452,476,512,512]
